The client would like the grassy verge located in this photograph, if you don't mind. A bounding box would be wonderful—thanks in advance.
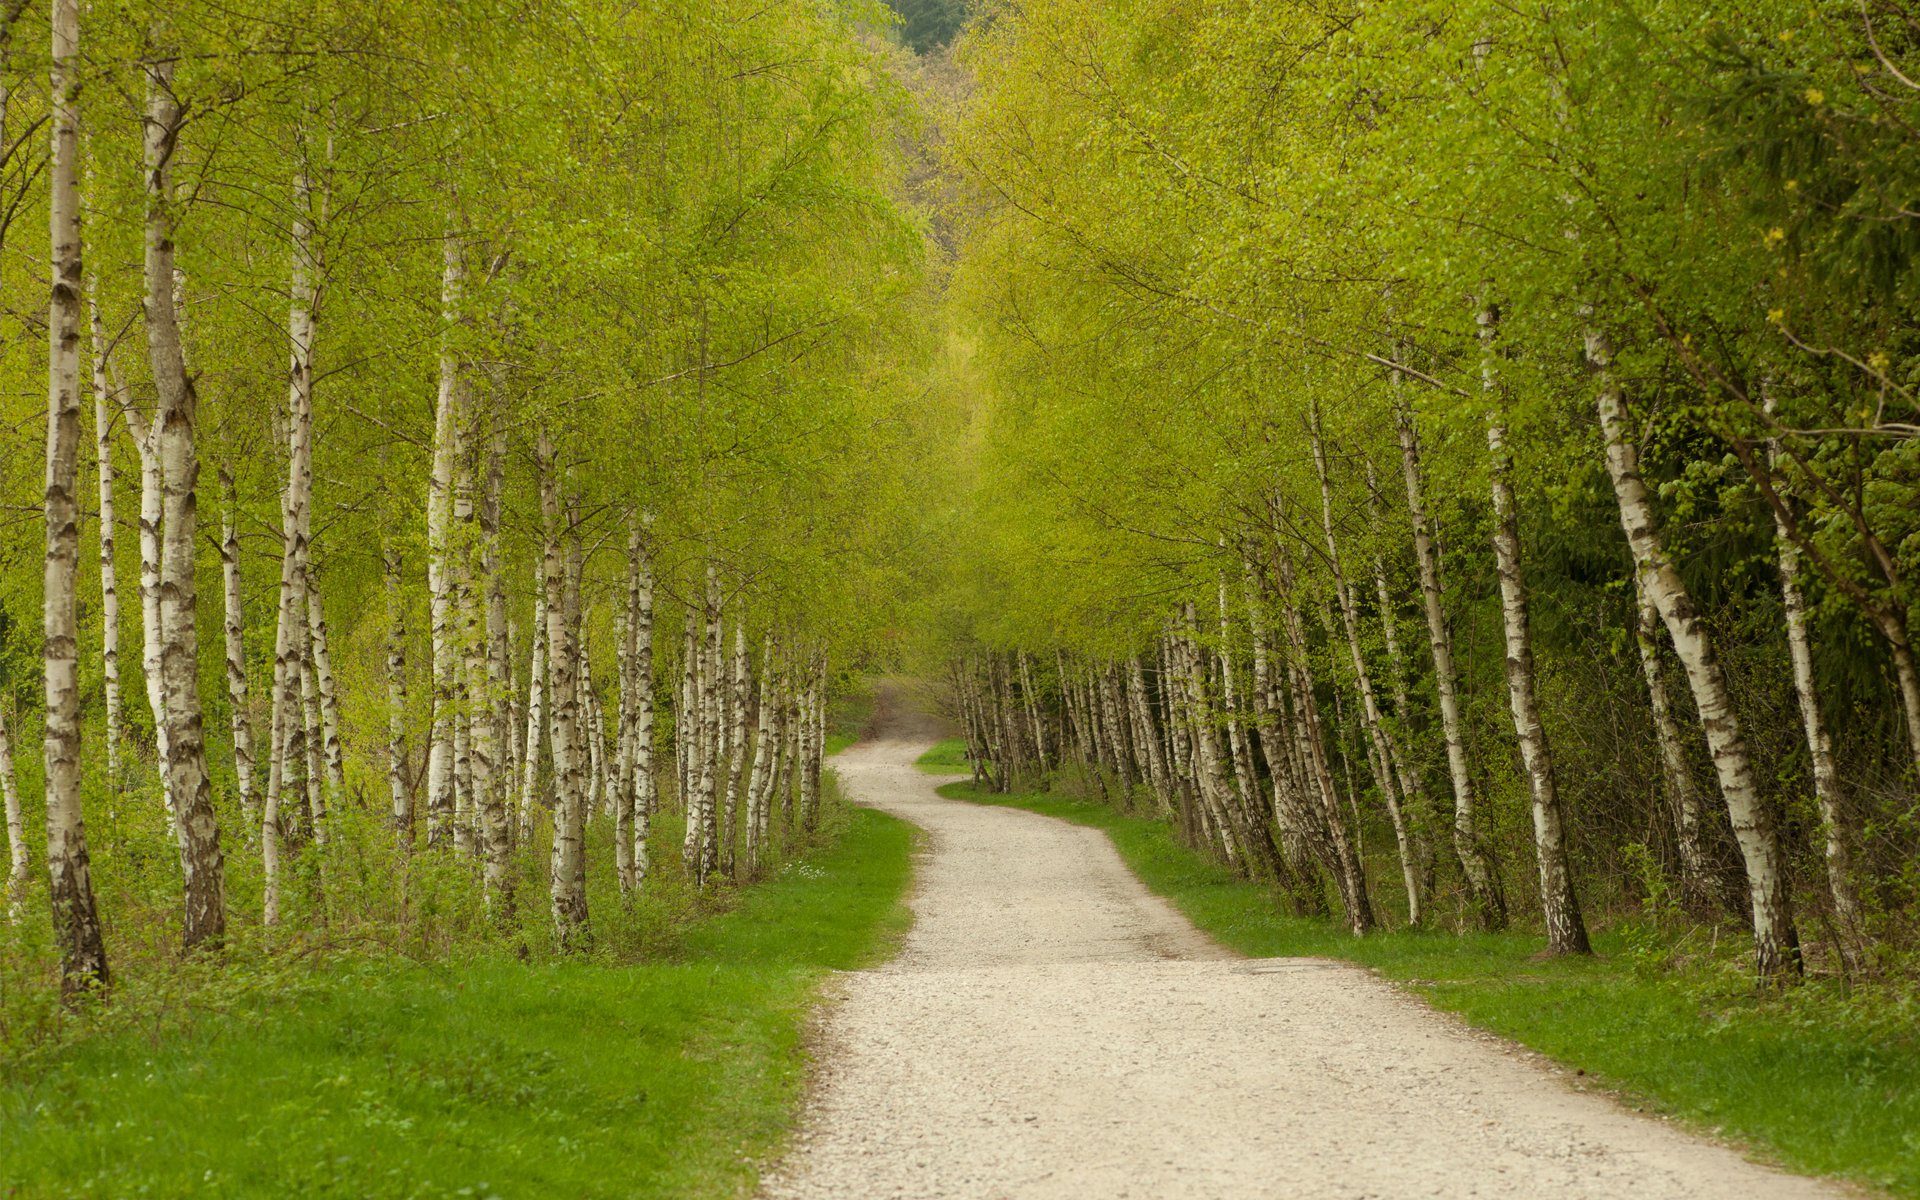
[941,780,1920,1198]
[0,806,916,1200]
[912,737,971,774]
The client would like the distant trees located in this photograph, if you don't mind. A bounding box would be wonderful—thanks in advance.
[940,0,1920,984]
[0,0,942,1001]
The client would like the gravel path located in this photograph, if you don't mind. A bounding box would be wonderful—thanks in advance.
[762,732,1848,1200]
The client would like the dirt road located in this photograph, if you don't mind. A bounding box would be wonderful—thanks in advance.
[762,724,1846,1199]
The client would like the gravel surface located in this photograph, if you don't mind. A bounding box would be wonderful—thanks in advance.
[761,731,1848,1200]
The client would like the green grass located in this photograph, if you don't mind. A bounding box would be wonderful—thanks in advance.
[942,781,1920,1198]
[0,806,916,1200]
[912,737,971,774]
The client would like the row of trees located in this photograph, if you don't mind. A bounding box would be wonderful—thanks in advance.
[0,0,940,1002]
[938,0,1920,982]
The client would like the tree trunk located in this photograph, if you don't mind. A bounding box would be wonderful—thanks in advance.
[384,541,412,849]
[424,236,464,849]
[2,701,28,921]
[145,46,226,949]
[1590,319,1799,981]
[475,426,511,911]
[1273,537,1374,935]
[518,592,548,844]
[540,430,588,947]
[307,585,346,806]
[1395,397,1504,930]
[1765,400,1863,958]
[1632,576,1719,913]
[88,290,123,787]
[631,532,656,886]
[805,654,827,830]
[219,470,255,828]
[696,569,723,883]
[44,0,108,993]
[1311,409,1423,927]
[1485,405,1589,955]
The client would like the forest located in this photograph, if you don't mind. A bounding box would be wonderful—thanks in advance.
[1,0,1918,1196]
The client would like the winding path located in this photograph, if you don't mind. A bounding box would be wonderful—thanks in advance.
[762,721,1847,1199]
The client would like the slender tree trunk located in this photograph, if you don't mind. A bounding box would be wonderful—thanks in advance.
[1126,656,1172,812]
[301,650,326,846]
[540,430,587,947]
[307,585,346,806]
[614,561,636,895]
[631,533,656,886]
[1590,319,1799,981]
[1633,576,1717,912]
[2,701,28,921]
[518,592,548,844]
[681,607,702,867]
[721,624,749,879]
[219,470,255,828]
[135,414,169,826]
[805,654,827,830]
[1311,409,1423,927]
[745,635,777,878]
[1395,398,1504,929]
[1273,537,1374,934]
[1764,398,1863,957]
[385,542,412,849]
[89,291,123,787]
[424,236,464,848]
[1485,409,1589,955]
[145,46,226,948]
[1216,571,1260,820]
[44,0,107,992]
[475,427,511,911]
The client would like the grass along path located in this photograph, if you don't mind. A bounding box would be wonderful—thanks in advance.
[931,774,1920,1199]
[0,805,916,1200]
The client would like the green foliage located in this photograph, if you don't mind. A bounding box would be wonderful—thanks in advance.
[946,781,1920,1197]
[0,805,916,1199]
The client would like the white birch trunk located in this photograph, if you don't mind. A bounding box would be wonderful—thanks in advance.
[540,430,587,946]
[518,592,548,844]
[219,472,255,828]
[307,585,346,806]
[697,569,723,881]
[385,542,412,848]
[1632,576,1715,910]
[1312,411,1422,927]
[424,236,464,848]
[745,635,777,878]
[1485,407,1589,954]
[1,701,27,921]
[145,46,226,948]
[474,429,511,908]
[1765,398,1863,952]
[45,0,109,983]
[631,536,656,885]
[88,289,123,787]
[1590,319,1799,980]
[1395,400,1504,929]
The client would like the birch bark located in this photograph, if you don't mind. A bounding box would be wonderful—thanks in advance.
[145,45,226,947]
[1590,320,1799,980]
[630,536,656,885]
[1312,410,1422,926]
[1765,399,1862,953]
[1395,401,1504,929]
[219,471,254,827]
[385,542,412,848]
[518,592,547,843]
[1633,577,1715,911]
[2,701,27,921]
[540,431,587,946]
[89,292,123,786]
[424,237,464,848]
[44,0,108,991]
